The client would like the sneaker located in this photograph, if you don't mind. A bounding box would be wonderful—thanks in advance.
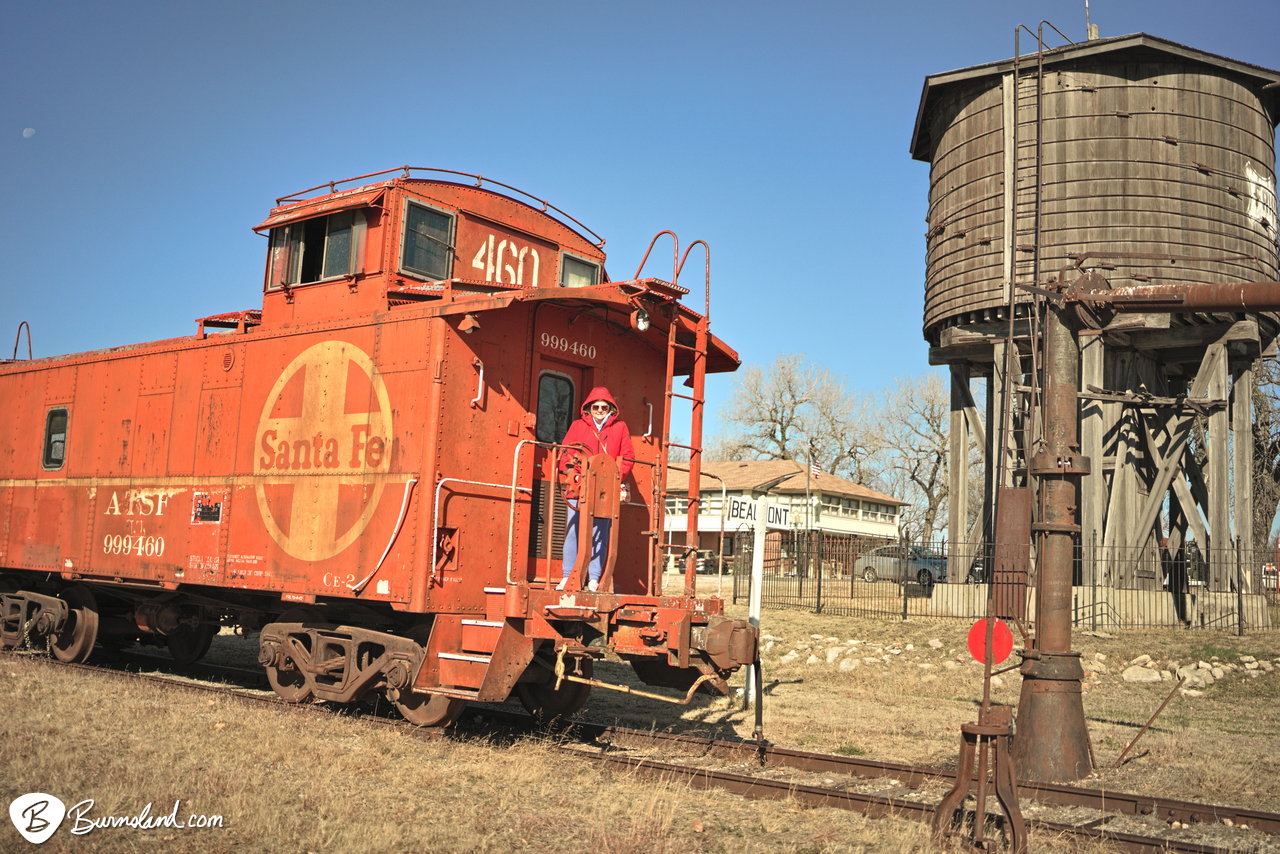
[556,577,568,590]
[587,580,599,592]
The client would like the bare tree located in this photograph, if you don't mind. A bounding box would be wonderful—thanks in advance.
[869,373,951,540]
[714,354,875,479]
[711,355,963,540]
[1252,356,1280,557]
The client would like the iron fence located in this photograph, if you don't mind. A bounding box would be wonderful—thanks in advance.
[728,534,1280,633]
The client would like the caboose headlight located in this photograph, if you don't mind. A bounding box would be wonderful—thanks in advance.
[630,307,650,332]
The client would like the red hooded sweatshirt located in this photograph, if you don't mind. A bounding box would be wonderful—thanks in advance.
[559,387,634,497]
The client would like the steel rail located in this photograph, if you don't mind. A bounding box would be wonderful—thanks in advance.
[10,650,1279,851]
[568,751,1249,854]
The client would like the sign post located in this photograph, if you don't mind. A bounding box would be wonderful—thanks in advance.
[744,496,768,707]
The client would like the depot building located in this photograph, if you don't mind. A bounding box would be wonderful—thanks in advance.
[663,459,905,571]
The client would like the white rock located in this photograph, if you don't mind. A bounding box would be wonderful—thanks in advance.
[779,651,800,665]
[838,657,860,672]
[762,634,778,642]
[825,648,843,664]
[1260,661,1273,672]
[1129,654,1152,666]
[1180,688,1205,697]
[1122,665,1162,683]
[928,639,944,649]
[823,636,838,644]
[889,649,902,655]
[1248,670,1261,678]
[1095,653,1107,662]
[905,644,915,651]
[1246,661,1260,670]
[764,641,776,652]
[918,663,936,670]
[990,675,1005,689]
[1211,666,1225,679]
[805,654,820,665]
[1240,655,1256,663]
[943,661,961,670]
[1198,660,1212,669]
[810,634,824,640]
[1160,671,1172,681]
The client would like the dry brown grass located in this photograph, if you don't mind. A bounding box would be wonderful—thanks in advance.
[2,594,1278,852]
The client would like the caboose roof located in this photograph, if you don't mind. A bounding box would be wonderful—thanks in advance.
[910,32,1280,162]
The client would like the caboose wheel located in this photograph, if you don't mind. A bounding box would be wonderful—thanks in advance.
[263,608,316,703]
[392,690,466,727]
[50,584,99,664]
[516,656,593,723]
[166,622,218,665]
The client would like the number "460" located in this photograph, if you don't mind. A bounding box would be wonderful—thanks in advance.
[472,234,540,286]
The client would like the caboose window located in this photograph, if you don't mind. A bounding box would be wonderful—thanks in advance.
[401,201,454,280]
[536,373,575,443]
[559,253,600,288]
[267,210,362,289]
[42,408,68,470]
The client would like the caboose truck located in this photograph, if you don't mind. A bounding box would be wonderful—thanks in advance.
[0,167,758,724]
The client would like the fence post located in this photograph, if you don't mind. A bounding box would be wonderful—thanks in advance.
[1091,530,1098,632]
[1236,537,1245,637]
[814,532,824,614]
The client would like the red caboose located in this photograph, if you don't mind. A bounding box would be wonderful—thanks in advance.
[0,167,757,724]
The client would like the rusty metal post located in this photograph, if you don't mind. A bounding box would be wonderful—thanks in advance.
[1013,295,1094,782]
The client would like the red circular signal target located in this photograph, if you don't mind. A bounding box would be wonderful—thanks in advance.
[967,618,1014,665]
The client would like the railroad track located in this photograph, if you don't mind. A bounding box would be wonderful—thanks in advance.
[9,649,1279,853]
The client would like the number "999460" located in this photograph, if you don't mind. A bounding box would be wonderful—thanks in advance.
[540,332,596,359]
[102,534,166,557]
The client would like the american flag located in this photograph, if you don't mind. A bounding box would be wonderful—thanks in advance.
[810,462,822,479]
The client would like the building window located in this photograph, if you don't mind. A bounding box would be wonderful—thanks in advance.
[43,408,68,470]
[401,201,454,280]
[665,496,689,515]
[535,372,575,444]
[267,210,362,288]
[559,253,600,288]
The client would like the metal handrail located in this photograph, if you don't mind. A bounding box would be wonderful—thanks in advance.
[503,438,646,585]
[431,476,533,589]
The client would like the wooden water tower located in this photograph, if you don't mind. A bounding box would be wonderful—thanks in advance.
[911,33,1280,592]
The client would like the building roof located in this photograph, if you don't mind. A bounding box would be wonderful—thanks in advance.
[910,32,1280,161]
[666,459,906,506]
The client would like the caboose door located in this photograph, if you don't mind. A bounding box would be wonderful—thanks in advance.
[527,363,583,586]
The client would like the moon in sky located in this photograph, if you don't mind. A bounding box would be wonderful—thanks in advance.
[22,128,36,138]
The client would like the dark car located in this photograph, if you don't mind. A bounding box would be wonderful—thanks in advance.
[855,544,948,585]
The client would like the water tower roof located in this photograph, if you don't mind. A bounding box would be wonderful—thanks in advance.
[910,33,1280,162]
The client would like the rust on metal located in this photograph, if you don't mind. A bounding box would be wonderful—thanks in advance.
[0,166,757,726]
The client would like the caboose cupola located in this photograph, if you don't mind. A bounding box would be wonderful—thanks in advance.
[253,167,609,327]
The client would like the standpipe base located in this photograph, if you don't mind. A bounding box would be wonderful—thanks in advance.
[932,704,1028,854]
[1012,650,1094,782]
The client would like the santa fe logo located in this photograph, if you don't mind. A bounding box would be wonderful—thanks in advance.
[254,341,395,561]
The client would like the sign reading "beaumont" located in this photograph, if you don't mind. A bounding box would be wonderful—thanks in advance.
[727,496,790,530]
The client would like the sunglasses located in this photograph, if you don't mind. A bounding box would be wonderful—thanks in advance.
[589,403,612,411]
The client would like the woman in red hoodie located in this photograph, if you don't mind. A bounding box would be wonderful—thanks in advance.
[558,387,634,591]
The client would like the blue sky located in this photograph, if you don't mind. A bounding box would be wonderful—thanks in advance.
[3,0,1278,433]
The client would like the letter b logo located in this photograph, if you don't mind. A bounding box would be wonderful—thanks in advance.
[9,793,66,844]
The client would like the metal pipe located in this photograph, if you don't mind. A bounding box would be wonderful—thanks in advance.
[1084,281,1280,312]
[1012,289,1093,783]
